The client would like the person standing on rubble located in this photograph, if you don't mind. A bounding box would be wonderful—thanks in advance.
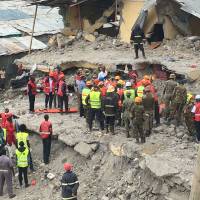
[130,25,146,59]
[43,71,56,109]
[0,147,16,199]
[130,97,145,143]
[123,81,135,101]
[5,116,16,147]
[61,163,79,200]
[27,75,37,112]
[0,108,13,128]
[85,85,104,132]
[162,73,177,120]
[57,74,69,112]
[102,86,118,134]
[39,114,52,165]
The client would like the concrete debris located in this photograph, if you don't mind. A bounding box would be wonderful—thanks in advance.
[74,141,94,158]
[47,173,56,180]
[83,33,96,42]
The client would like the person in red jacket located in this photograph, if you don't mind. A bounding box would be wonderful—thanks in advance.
[0,108,13,128]
[43,72,56,109]
[39,114,52,164]
[98,82,107,97]
[27,75,37,112]
[5,117,16,146]
[57,74,69,112]
[116,82,124,126]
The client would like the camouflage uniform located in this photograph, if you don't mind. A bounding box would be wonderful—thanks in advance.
[122,98,134,137]
[130,104,145,143]
[162,79,177,119]
[169,84,187,124]
[183,102,195,136]
[142,93,154,136]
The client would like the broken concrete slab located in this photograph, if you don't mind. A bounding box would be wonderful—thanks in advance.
[47,173,56,180]
[74,141,93,158]
[83,33,96,42]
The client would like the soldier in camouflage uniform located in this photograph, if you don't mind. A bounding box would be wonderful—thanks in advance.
[168,81,187,125]
[122,91,134,138]
[130,97,145,143]
[142,86,155,137]
[183,94,195,136]
[162,74,178,120]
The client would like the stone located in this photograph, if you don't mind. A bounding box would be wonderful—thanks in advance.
[176,132,184,139]
[47,173,55,180]
[58,134,80,147]
[101,196,109,200]
[153,126,164,133]
[83,33,96,42]
[74,142,93,158]
[160,184,169,194]
[152,180,162,194]
[90,143,99,151]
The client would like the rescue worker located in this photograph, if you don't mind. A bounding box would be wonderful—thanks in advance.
[192,95,200,142]
[16,124,34,171]
[5,117,16,146]
[92,73,100,86]
[84,69,92,81]
[136,79,150,98]
[43,71,56,109]
[142,86,155,136]
[0,147,16,198]
[0,108,13,128]
[15,141,29,188]
[123,82,135,101]
[82,81,92,124]
[162,73,177,120]
[102,86,118,134]
[130,25,146,59]
[130,97,145,143]
[58,74,69,112]
[122,91,133,138]
[85,85,104,132]
[183,94,195,136]
[39,114,52,164]
[116,81,124,126]
[61,163,79,200]
[98,82,107,97]
[27,75,37,112]
[168,80,187,125]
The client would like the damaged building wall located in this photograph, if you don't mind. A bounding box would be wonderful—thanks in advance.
[120,0,145,43]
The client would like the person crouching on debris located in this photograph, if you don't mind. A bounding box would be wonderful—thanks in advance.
[43,71,56,109]
[27,75,37,112]
[39,114,52,164]
[61,163,79,200]
[15,141,29,188]
[57,74,69,112]
[130,25,146,59]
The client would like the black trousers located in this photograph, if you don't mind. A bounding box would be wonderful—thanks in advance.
[154,101,160,125]
[88,108,104,131]
[59,95,69,111]
[134,44,145,58]
[42,136,51,164]
[45,92,54,109]
[195,121,200,141]
[79,96,84,117]
[105,116,115,127]
[28,94,35,111]
[18,167,28,186]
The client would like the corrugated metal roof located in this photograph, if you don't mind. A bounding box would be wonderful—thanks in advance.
[0,24,21,37]
[0,36,47,56]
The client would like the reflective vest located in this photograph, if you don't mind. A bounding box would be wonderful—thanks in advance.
[90,91,101,109]
[3,128,6,141]
[57,80,64,97]
[124,89,135,100]
[117,88,124,107]
[16,132,29,149]
[1,112,13,128]
[137,86,144,97]
[187,93,193,103]
[43,77,55,95]
[40,121,52,139]
[195,102,200,121]
[82,88,91,105]
[27,80,37,95]
[16,148,29,168]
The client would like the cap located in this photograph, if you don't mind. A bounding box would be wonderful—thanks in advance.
[125,82,132,87]
[64,163,73,171]
[195,95,200,100]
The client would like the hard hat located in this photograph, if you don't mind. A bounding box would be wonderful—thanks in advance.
[86,81,92,86]
[107,85,115,93]
[117,80,125,86]
[135,97,142,103]
[115,76,120,80]
[125,82,132,87]
[98,81,104,86]
[195,95,200,100]
[144,86,151,92]
[64,163,73,171]
[169,73,176,79]
[143,75,150,80]
[49,71,54,77]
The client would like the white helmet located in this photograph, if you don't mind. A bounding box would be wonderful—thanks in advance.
[125,82,132,87]
[195,95,200,100]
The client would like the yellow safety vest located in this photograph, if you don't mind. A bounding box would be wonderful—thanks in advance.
[82,88,91,105]
[187,93,193,103]
[16,148,29,168]
[3,128,6,141]
[137,86,144,98]
[124,89,135,100]
[16,132,29,149]
[90,91,101,109]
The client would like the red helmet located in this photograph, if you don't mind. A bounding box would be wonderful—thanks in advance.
[64,163,73,171]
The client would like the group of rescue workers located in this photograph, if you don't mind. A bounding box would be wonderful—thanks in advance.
[1,64,200,200]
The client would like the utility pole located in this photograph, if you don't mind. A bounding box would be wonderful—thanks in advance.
[189,145,200,200]
[29,4,38,54]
